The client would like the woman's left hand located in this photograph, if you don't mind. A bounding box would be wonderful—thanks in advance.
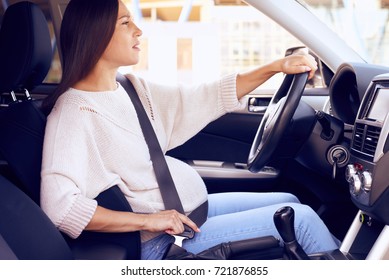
[236,52,318,99]
[279,54,318,79]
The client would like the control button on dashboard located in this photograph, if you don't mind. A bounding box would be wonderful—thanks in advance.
[346,164,357,182]
[361,171,372,192]
[349,174,362,196]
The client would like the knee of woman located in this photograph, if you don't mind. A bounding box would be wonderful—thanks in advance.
[289,203,320,222]
[279,192,300,204]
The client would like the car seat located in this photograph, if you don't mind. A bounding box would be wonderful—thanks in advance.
[0,0,51,202]
[0,174,74,260]
[0,1,140,259]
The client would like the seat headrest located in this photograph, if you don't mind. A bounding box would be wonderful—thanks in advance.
[0,1,52,93]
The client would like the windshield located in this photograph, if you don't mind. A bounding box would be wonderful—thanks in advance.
[299,0,389,66]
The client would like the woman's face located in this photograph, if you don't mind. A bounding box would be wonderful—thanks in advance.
[100,1,142,69]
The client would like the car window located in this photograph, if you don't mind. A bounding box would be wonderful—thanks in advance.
[45,25,62,83]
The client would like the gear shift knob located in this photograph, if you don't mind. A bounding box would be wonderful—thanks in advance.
[274,206,296,243]
[273,206,310,260]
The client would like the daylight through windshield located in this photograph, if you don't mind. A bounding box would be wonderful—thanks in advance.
[300,0,389,66]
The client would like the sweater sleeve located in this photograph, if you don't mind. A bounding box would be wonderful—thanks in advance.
[138,73,246,150]
[40,100,98,239]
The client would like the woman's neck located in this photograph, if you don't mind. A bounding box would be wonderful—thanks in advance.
[73,66,119,92]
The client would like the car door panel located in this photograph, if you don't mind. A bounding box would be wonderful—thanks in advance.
[168,87,329,193]
[168,112,260,163]
[168,87,329,162]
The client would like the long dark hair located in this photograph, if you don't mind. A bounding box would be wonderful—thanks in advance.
[42,0,119,113]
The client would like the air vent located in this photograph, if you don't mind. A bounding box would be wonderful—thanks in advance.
[364,125,381,155]
[352,123,381,157]
[352,123,364,151]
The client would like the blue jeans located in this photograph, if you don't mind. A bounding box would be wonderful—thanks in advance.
[141,192,340,260]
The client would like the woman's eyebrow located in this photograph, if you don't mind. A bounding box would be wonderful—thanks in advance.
[118,14,131,20]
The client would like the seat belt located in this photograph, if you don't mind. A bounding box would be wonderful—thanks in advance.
[116,74,208,240]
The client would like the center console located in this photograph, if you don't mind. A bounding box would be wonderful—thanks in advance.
[346,74,389,223]
[341,73,389,259]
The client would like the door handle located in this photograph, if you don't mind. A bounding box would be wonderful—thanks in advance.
[248,97,270,113]
[249,105,267,112]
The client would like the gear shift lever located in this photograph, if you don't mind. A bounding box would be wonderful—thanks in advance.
[273,206,310,260]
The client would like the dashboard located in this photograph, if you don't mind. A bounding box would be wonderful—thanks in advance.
[328,64,389,259]
[344,73,389,225]
[329,63,389,125]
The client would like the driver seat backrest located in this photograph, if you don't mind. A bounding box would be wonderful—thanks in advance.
[0,1,52,98]
[0,0,51,203]
[0,1,141,259]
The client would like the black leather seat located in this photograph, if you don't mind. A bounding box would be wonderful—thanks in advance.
[0,1,140,260]
[0,1,52,100]
[0,1,50,203]
[0,175,74,260]
[0,169,139,260]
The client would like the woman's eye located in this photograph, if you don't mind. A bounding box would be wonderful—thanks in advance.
[122,21,129,25]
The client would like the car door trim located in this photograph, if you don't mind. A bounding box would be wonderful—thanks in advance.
[189,160,279,179]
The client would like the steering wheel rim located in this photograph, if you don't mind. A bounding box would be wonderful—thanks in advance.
[247,72,309,173]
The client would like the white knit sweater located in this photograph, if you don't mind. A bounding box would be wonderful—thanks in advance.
[40,73,244,240]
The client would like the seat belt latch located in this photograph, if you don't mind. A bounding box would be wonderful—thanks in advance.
[172,225,195,247]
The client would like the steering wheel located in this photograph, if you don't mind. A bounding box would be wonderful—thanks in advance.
[247,72,309,173]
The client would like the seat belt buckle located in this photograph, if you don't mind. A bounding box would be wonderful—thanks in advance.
[172,225,195,247]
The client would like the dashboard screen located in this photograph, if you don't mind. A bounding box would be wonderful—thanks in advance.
[367,88,389,122]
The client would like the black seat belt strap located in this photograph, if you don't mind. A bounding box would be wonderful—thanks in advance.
[117,74,208,229]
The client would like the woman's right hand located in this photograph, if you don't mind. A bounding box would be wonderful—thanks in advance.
[85,206,200,236]
[141,210,200,235]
